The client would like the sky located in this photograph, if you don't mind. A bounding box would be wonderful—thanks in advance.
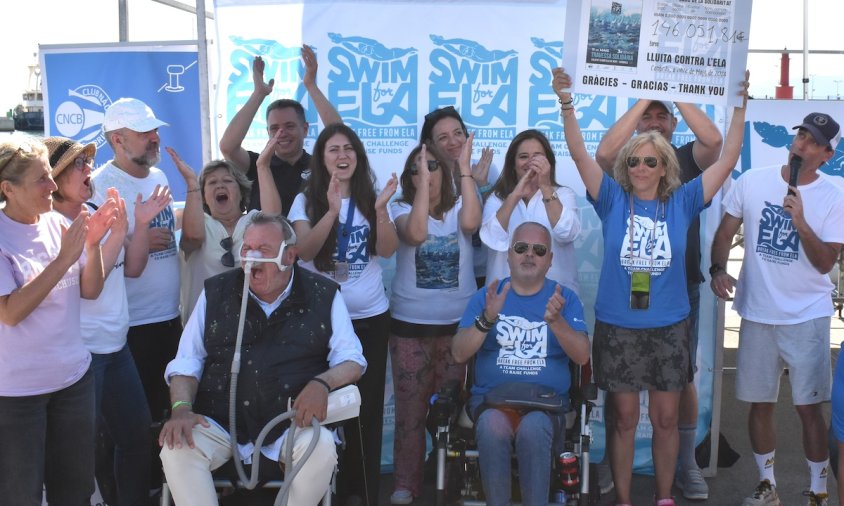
[2,0,843,115]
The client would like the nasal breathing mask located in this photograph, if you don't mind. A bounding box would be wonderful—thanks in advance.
[237,212,297,273]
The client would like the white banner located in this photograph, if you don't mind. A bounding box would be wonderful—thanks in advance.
[212,0,843,477]
[562,0,752,107]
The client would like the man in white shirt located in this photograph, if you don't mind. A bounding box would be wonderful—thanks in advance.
[93,97,181,423]
[158,212,366,506]
[711,112,844,506]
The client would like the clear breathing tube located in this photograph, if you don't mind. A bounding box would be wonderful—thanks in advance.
[227,244,319,506]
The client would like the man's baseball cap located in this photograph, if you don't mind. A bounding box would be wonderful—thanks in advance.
[650,100,675,115]
[793,112,840,150]
[103,98,169,133]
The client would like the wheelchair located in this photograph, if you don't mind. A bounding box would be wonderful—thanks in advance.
[429,364,601,506]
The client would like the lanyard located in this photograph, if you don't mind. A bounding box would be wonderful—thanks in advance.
[627,194,660,269]
[336,197,356,261]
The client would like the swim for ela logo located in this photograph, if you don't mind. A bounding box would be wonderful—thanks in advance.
[327,33,418,153]
[428,35,518,147]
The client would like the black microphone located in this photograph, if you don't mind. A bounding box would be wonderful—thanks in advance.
[787,154,803,196]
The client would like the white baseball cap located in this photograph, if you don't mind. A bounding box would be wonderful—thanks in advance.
[103,98,169,133]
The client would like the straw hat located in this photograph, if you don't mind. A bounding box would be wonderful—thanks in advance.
[43,137,96,179]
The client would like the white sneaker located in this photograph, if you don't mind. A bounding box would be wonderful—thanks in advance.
[742,480,781,506]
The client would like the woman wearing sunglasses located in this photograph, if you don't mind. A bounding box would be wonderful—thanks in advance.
[421,106,497,287]
[554,68,749,506]
[173,132,281,323]
[0,137,119,504]
[288,123,398,504]
[47,136,171,506]
[481,129,581,294]
[387,138,481,504]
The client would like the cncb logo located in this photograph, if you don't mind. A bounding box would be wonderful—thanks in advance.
[53,85,112,150]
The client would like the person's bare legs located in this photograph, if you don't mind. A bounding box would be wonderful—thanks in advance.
[610,392,639,504]
[649,390,681,501]
[748,402,776,455]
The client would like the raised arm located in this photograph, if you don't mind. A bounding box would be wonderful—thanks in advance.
[458,133,482,234]
[701,70,750,203]
[595,99,650,171]
[219,56,274,172]
[125,185,171,277]
[553,68,604,200]
[676,102,724,170]
[292,179,341,262]
[374,173,400,258]
[452,280,510,363]
[0,214,88,325]
[544,284,590,365]
[168,147,204,257]
[80,198,120,299]
[302,44,342,127]
[395,147,431,246]
[256,131,283,214]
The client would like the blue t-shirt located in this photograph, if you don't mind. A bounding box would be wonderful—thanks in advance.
[458,278,588,397]
[588,173,704,328]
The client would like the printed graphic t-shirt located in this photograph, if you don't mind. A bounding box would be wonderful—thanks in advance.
[723,165,844,324]
[459,278,588,397]
[92,161,180,325]
[288,193,389,319]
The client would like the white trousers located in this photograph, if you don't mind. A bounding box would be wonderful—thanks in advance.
[160,420,337,506]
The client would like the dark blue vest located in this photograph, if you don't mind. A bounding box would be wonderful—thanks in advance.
[193,265,338,443]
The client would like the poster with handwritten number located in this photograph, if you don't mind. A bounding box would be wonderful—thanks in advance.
[563,0,752,106]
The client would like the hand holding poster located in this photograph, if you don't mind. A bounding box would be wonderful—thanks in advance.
[563,0,752,106]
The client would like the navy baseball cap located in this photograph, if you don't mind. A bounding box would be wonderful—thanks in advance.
[793,112,840,150]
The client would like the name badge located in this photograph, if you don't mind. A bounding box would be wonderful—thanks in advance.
[333,261,349,282]
[630,270,651,310]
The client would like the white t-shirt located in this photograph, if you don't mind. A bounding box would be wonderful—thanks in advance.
[92,161,180,325]
[481,186,581,294]
[388,197,476,324]
[0,211,91,396]
[81,237,129,354]
[288,193,389,319]
[723,165,844,324]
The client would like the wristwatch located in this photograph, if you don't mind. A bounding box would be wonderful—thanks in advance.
[709,263,725,276]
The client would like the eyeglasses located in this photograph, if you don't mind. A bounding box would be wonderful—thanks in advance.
[72,157,94,171]
[0,142,33,175]
[220,236,234,267]
[511,241,548,257]
[410,159,440,175]
[626,156,659,169]
[424,105,457,123]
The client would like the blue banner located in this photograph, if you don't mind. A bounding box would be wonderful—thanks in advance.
[41,43,202,198]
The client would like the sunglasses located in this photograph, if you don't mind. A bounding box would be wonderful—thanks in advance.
[410,159,440,175]
[626,156,659,169]
[424,105,457,122]
[220,236,234,267]
[0,142,33,175]
[72,157,94,171]
[511,241,548,257]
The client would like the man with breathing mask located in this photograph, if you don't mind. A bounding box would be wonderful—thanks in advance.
[159,211,367,506]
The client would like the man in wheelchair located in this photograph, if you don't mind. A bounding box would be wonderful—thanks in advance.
[452,222,591,505]
[158,213,367,505]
